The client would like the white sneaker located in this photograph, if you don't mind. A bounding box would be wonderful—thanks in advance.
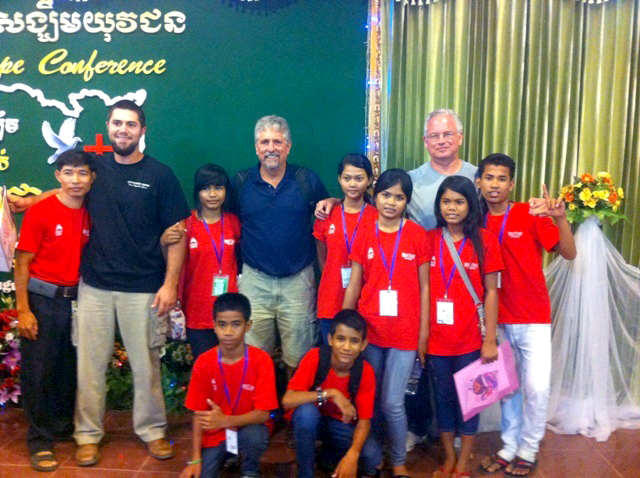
[405,431,426,452]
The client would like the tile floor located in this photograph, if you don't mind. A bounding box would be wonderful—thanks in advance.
[0,408,638,477]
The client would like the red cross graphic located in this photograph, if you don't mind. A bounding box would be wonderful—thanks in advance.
[84,134,113,155]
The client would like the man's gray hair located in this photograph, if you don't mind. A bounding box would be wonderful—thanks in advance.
[254,115,291,143]
[423,109,464,137]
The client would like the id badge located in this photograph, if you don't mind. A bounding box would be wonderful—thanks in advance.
[225,428,238,454]
[212,275,229,297]
[436,299,454,325]
[497,271,502,289]
[379,289,398,316]
[340,267,352,288]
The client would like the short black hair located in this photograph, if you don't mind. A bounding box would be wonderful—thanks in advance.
[107,99,146,128]
[478,153,516,180]
[55,149,95,172]
[193,164,231,211]
[374,168,413,204]
[330,309,367,341]
[213,293,251,322]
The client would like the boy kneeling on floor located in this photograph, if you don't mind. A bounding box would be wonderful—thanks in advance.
[180,293,278,478]
[283,309,382,478]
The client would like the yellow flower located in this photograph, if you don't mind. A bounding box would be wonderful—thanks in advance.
[584,198,597,208]
[574,182,583,189]
[593,190,608,200]
[597,171,611,180]
[579,188,592,201]
[568,203,576,211]
[618,187,624,199]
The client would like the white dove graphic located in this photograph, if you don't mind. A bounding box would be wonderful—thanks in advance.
[42,118,82,164]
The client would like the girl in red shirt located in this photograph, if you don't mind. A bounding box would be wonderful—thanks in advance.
[423,176,502,478]
[314,154,377,344]
[343,168,430,477]
[163,164,241,359]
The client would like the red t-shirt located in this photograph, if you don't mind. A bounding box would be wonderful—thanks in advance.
[426,228,504,356]
[313,204,377,319]
[17,195,90,286]
[181,211,241,329]
[485,202,559,324]
[184,345,278,448]
[350,219,429,350]
[286,347,375,421]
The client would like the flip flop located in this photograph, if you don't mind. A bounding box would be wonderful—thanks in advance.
[431,466,452,478]
[505,457,537,477]
[30,451,59,472]
[479,454,510,474]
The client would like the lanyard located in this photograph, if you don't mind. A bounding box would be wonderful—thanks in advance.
[217,345,248,415]
[439,232,467,298]
[484,203,511,244]
[341,204,366,255]
[202,214,224,273]
[375,219,404,289]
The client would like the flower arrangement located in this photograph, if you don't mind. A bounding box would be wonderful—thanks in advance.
[106,334,194,413]
[0,294,20,406]
[561,172,627,225]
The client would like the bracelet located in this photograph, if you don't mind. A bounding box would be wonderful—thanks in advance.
[187,458,202,465]
[317,388,324,405]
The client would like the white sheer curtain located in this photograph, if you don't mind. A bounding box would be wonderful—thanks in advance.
[545,216,640,441]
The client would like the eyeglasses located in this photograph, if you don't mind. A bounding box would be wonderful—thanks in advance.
[427,132,458,142]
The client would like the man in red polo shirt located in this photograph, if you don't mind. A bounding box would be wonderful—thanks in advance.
[16,150,94,472]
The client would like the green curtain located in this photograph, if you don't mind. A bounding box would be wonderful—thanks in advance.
[379,0,640,265]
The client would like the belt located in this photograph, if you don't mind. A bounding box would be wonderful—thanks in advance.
[55,286,78,300]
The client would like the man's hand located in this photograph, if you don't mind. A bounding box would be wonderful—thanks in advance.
[332,449,359,478]
[481,339,499,364]
[161,222,186,247]
[529,184,565,218]
[17,310,38,340]
[195,399,228,430]
[152,283,177,316]
[329,389,357,424]
[418,333,429,367]
[315,198,340,220]
[8,194,31,213]
[179,463,202,478]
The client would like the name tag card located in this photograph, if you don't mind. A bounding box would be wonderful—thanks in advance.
[212,275,229,296]
[379,289,398,316]
[225,428,238,454]
[436,299,454,325]
[340,267,352,288]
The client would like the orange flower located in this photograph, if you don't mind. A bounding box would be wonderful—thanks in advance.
[581,173,595,183]
[609,192,618,203]
[565,193,574,202]
[602,177,612,185]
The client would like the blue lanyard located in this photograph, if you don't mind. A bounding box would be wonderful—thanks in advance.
[217,345,248,415]
[439,231,467,298]
[202,214,224,273]
[484,203,511,244]
[375,219,404,289]
[341,204,366,255]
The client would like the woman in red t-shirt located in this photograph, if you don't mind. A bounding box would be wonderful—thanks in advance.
[314,154,377,344]
[162,164,241,359]
[423,176,503,478]
[343,169,430,478]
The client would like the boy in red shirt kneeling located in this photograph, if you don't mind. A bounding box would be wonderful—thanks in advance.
[283,310,381,478]
[181,293,278,478]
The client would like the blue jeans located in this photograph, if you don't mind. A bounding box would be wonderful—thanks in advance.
[362,344,415,467]
[201,424,269,477]
[428,350,481,436]
[292,403,381,478]
[186,327,218,360]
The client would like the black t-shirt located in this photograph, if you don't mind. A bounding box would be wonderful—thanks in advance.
[81,153,190,292]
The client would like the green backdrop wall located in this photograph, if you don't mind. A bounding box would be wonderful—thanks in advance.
[0,0,369,206]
